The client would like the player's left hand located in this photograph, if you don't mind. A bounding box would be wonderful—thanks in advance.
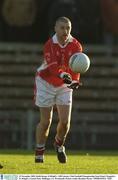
[67,81,82,90]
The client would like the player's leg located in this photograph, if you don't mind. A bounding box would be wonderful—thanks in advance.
[55,104,72,145]
[35,106,53,163]
[54,89,72,163]
[36,107,53,144]
[34,76,55,163]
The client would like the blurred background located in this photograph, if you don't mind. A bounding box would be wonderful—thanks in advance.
[0,0,118,150]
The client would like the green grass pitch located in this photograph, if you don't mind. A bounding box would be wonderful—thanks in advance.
[0,150,118,174]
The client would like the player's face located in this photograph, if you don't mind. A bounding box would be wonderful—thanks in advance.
[55,21,72,44]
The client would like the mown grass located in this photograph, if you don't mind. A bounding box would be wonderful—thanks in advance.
[0,150,118,174]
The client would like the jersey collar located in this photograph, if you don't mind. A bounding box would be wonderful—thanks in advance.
[52,34,73,48]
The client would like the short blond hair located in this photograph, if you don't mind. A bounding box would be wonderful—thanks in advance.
[55,16,71,25]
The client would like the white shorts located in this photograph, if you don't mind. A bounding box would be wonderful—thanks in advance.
[34,76,73,107]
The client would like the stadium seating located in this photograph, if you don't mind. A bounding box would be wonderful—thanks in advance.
[71,51,118,150]
[0,43,41,149]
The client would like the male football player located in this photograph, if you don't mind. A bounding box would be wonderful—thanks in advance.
[34,16,82,163]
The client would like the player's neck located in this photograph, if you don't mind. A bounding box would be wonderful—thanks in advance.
[58,40,66,46]
[57,38,68,46]
[56,35,67,46]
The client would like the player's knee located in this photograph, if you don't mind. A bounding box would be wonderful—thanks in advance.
[40,120,52,130]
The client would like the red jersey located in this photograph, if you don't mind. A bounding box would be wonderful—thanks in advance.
[37,34,82,86]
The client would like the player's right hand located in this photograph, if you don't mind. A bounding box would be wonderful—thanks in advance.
[59,72,72,84]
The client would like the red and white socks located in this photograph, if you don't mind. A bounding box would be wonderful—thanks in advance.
[35,144,45,163]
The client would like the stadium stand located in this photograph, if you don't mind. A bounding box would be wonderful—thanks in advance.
[71,48,118,150]
[0,43,42,149]
[0,43,118,150]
